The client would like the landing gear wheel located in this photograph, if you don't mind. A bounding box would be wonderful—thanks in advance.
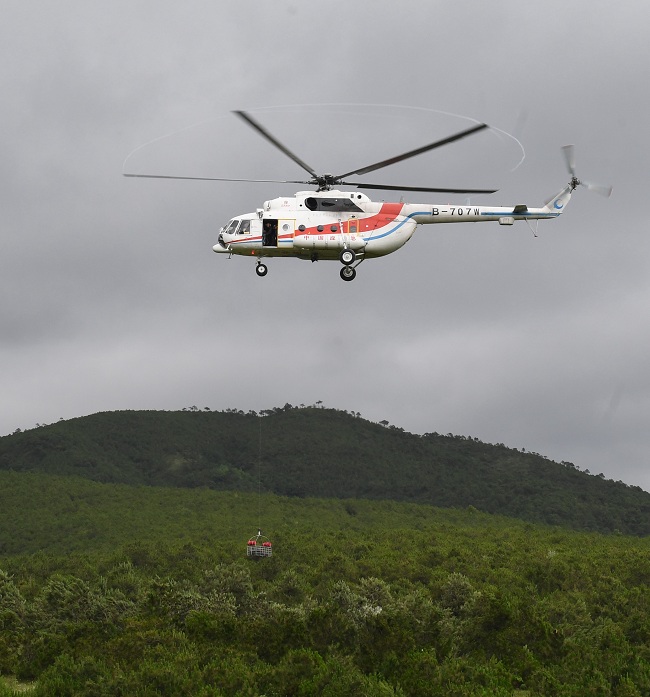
[340,249,356,266]
[340,265,356,282]
[255,263,268,277]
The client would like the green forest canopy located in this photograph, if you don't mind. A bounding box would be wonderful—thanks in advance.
[0,470,649,695]
[0,406,648,535]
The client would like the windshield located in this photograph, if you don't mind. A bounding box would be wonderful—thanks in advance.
[223,219,240,235]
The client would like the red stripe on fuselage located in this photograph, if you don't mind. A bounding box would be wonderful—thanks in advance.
[228,202,405,245]
[296,202,404,237]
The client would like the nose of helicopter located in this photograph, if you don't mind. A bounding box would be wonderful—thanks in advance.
[213,233,230,253]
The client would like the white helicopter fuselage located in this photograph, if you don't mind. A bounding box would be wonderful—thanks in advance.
[124,110,608,282]
[213,185,574,277]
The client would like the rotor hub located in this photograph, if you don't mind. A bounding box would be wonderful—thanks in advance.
[312,173,337,191]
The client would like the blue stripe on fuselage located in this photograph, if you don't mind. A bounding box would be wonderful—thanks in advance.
[480,211,559,218]
[366,212,426,241]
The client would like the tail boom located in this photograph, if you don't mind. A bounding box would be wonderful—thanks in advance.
[409,186,572,225]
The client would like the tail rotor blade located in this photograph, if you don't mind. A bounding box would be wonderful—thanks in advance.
[562,144,576,176]
[583,180,613,197]
[560,145,612,197]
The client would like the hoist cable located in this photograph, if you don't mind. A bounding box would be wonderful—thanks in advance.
[258,415,262,534]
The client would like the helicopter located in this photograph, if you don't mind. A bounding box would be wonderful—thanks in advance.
[124,111,611,281]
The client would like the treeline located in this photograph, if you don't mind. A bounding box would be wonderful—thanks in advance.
[0,474,649,695]
[0,408,649,535]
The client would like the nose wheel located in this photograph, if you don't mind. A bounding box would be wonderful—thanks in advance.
[340,265,356,282]
[255,262,268,277]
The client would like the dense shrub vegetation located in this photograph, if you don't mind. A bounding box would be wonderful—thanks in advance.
[0,472,649,695]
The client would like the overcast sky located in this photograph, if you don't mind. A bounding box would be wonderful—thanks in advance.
[3,1,650,492]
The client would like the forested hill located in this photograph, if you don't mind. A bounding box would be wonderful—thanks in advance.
[1,406,648,535]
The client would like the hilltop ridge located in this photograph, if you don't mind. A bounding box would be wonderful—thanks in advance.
[1,405,648,535]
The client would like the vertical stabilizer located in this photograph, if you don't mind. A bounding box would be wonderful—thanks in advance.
[542,184,573,215]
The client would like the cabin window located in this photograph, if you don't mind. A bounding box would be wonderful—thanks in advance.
[303,197,363,212]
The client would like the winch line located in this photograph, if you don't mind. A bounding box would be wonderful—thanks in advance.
[258,415,262,532]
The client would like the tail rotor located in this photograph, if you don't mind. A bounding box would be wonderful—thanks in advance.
[561,145,612,197]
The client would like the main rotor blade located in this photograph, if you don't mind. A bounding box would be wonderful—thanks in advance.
[233,110,318,179]
[123,173,312,185]
[341,180,498,194]
[337,123,490,180]
[123,172,497,194]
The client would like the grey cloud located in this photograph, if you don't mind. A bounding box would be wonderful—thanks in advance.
[2,0,649,493]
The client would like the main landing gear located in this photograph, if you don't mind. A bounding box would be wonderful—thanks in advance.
[339,248,358,282]
[339,248,356,266]
[253,250,362,281]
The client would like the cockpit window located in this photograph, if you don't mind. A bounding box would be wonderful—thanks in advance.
[238,220,251,234]
[224,220,240,235]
